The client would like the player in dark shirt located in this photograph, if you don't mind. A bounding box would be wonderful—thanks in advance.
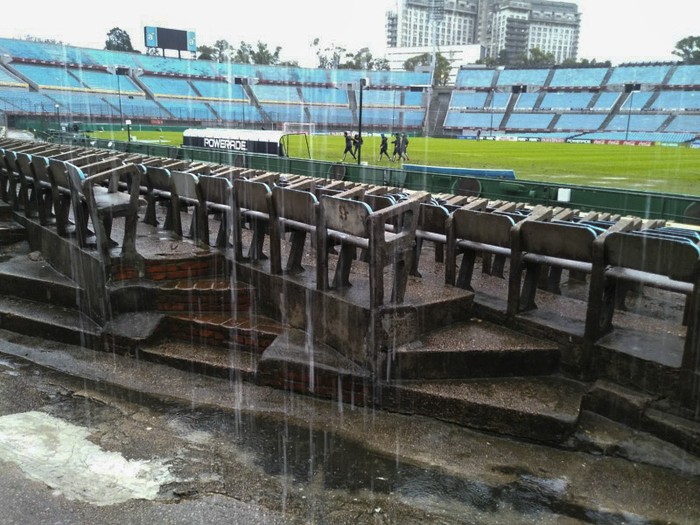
[378,133,391,161]
[352,133,363,157]
[401,133,410,161]
[341,131,356,161]
[391,133,401,161]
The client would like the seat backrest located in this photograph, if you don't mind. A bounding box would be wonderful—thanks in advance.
[419,203,450,234]
[321,195,371,237]
[15,152,33,179]
[3,150,18,173]
[521,221,598,262]
[452,209,515,248]
[145,166,171,192]
[233,179,271,212]
[48,159,71,190]
[31,156,51,184]
[364,194,396,212]
[606,232,700,283]
[199,175,232,206]
[170,171,199,200]
[272,186,318,225]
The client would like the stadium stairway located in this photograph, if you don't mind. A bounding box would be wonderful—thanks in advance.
[426,87,452,137]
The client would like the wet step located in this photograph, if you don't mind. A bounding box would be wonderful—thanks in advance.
[381,376,587,444]
[0,254,81,309]
[166,312,284,353]
[0,218,26,245]
[0,201,12,220]
[137,339,260,382]
[388,319,560,380]
[156,279,253,314]
[0,295,101,348]
[258,329,372,404]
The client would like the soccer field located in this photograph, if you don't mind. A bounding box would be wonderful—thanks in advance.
[98,130,700,196]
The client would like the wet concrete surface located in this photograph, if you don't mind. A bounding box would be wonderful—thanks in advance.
[1,331,700,524]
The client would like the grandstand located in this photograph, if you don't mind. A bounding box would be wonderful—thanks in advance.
[0,36,698,144]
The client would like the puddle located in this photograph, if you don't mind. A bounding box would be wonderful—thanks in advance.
[0,411,174,506]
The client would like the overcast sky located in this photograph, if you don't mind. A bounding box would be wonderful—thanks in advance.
[0,1,697,67]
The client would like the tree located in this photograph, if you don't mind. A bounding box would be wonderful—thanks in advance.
[561,57,612,68]
[213,40,233,62]
[403,52,451,86]
[527,48,556,67]
[673,36,700,64]
[311,38,348,69]
[105,28,135,52]
[233,41,281,65]
[197,45,216,61]
[22,35,64,45]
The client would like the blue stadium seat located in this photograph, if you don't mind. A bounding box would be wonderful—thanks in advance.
[667,65,700,87]
[549,68,608,88]
[253,85,301,103]
[158,99,216,120]
[73,69,142,94]
[619,92,653,109]
[540,92,593,110]
[456,69,495,88]
[607,65,670,86]
[308,106,353,126]
[12,64,83,89]
[664,115,700,133]
[140,76,196,97]
[514,92,539,110]
[505,113,555,130]
[191,80,247,100]
[301,87,348,105]
[605,114,667,132]
[0,68,26,87]
[554,114,606,130]
[652,91,700,110]
[444,112,504,129]
[450,92,488,109]
[593,92,620,109]
[497,69,549,87]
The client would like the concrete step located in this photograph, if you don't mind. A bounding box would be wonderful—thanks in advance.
[0,254,81,309]
[388,319,560,380]
[166,312,284,354]
[0,218,26,245]
[0,295,101,348]
[258,329,372,404]
[0,201,12,221]
[380,376,587,444]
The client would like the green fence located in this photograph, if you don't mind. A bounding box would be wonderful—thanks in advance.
[53,135,700,225]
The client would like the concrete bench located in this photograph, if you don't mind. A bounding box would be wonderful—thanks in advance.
[269,185,319,274]
[316,192,425,308]
[62,161,141,262]
[142,166,175,230]
[170,171,207,244]
[198,175,234,248]
[508,219,599,316]
[411,202,450,278]
[445,208,517,292]
[232,178,273,263]
[588,232,700,343]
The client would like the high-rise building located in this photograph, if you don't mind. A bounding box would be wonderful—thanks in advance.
[386,0,580,64]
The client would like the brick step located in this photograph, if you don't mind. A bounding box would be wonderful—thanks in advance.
[166,312,284,353]
[0,254,81,309]
[387,319,560,380]
[156,279,253,314]
[111,254,228,282]
[0,295,101,348]
[138,339,260,382]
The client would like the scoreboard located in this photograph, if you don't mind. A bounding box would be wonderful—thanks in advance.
[144,27,196,53]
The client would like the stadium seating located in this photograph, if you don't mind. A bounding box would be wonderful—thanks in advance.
[549,68,608,88]
[0,68,26,87]
[0,88,61,113]
[619,92,653,110]
[653,91,700,110]
[497,69,549,87]
[137,54,216,77]
[540,92,594,110]
[140,76,197,97]
[253,85,301,103]
[73,69,141,94]
[664,115,700,133]
[554,114,606,131]
[514,93,539,110]
[607,65,670,86]
[301,87,347,105]
[668,65,700,87]
[605,114,668,132]
[505,113,555,130]
[12,64,83,89]
[456,69,495,88]
[450,91,488,109]
[158,100,215,120]
[579,131,697,143]
[491,92,511,109]
[307,106,353,126]
[444,112,504,129]
[592,92,620,109]
[191,80,247,100]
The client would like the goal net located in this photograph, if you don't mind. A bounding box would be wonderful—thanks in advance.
[282,122,316,135]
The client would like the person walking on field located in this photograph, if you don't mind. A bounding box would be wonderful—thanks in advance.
[352,133,363,158]
[391,133,401,161]
[341,131,355,161]
[378,133,391,161]
[401,133,410,161]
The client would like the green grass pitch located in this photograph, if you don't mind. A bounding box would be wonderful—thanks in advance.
[95,129,700,196]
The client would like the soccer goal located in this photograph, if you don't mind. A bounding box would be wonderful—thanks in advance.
[282,122,316,135]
